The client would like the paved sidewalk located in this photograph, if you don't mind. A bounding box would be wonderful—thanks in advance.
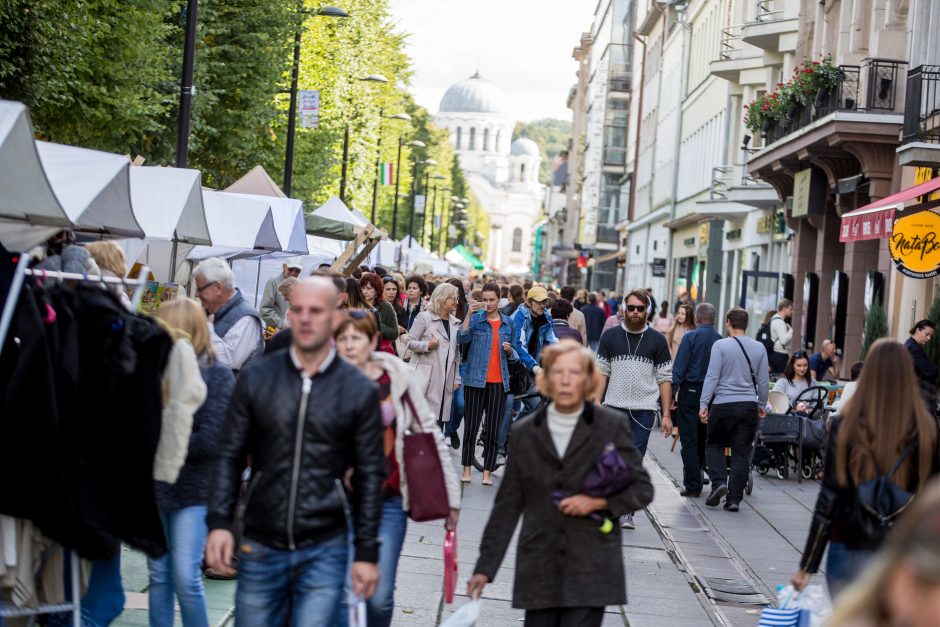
[111,431,822,626]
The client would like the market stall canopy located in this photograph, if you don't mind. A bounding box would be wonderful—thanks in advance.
[840,176,940,242]
[187,191,280,260]
[0,101,69,247]
[224,164,287,198]
[313,196,368,227]
[445,248,472,270]
[451,244,485,270]
[223,192,307,254]
[129,166,211,244]
[369,238,400,267]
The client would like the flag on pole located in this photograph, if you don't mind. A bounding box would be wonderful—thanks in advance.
[380,163,394,186]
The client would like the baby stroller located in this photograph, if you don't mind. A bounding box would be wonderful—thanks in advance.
[751,385,830,485]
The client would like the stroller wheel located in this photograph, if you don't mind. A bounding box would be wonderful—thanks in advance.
[746,475,753,496]
[776,468,786,480]
[801,465,814,480]
[758,467,769,476]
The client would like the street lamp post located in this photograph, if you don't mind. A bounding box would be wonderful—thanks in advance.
[407,158,435,245]
[431,186,449,255]
[423,175,445,248]
[175,0,199,168]
[391,139,424,240]
[339,74,388,204]
[283,5,348,196]
[370,112,411,224]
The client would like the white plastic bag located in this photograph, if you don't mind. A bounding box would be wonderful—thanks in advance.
[439,599,482,627]
[776,584,832,627]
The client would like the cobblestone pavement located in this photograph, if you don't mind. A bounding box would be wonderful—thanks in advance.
[112,424,822,626]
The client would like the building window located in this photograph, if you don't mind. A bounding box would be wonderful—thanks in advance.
[520,163,526,182]
[456,127,462,150]
[483,128,490,151]
[469,128,476,150]
[512,228,523,252]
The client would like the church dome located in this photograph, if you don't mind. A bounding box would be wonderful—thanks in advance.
[510,137,540,157]
[439,72,507,114]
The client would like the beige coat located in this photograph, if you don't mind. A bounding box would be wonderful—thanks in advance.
[407,310,461,423]
[567,307,589,346]
[370,352,461,512]
[154,339,206,483]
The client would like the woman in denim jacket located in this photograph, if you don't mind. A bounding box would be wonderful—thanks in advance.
[457,282,516,485]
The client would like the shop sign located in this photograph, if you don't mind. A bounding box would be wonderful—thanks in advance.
[699,223,709,247]
[888,208,940,279]
[682,237,695,247]
[756,214,774,234]
[725,228,742,240]
[651,257,666,277]
[792,168,827,217]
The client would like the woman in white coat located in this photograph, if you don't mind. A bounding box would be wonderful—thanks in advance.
[407,282,462,428]
[334,311,460,627]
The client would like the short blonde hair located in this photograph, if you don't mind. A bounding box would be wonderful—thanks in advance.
[155,297,215,362]
[85,241,127,278]
[428,282,459,317]
[536,340,603,400]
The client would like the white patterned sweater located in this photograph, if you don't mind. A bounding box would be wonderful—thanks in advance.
[596,324,673,411]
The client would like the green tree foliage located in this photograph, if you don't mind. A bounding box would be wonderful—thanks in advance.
[0,0,176,155]
[0,0,489,257]
[513,118,572,183]
[860,298,888,360]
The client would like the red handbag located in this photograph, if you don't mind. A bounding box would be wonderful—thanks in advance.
[402,393,451,522]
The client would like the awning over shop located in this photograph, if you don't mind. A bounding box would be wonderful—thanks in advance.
[452,244,484,270]
[840,176,940,242]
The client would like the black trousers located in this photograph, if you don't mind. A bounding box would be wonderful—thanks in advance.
[524,607,604,627]
[705,401,758,504]
[677,382,707,493]
[462,383,506,470]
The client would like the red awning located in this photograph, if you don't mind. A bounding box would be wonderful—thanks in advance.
[839,176,940,242]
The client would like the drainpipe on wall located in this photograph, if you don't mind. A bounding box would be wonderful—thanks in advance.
[664,6,691,304]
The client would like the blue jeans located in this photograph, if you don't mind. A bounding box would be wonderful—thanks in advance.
[336,497,409,627]
[147,505,209,627]
[498,393,515,453]
[235,533,348,627]
[825,542,873,599]
[589,339,600,352]
[446,384,465,436]
[621,409,656,458]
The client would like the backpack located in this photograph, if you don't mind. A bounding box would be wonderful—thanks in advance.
[756,317,776,357]
[854,436,918,542]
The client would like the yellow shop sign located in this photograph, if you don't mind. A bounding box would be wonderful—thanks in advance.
[889,208,940,279]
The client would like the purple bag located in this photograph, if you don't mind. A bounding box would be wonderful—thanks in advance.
[581,443,630,497]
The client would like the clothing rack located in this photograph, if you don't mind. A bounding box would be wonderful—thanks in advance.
[0,253,151,626]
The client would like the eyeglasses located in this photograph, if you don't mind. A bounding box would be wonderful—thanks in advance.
[792,351,808,358]
[347,309,370,320]
[625,305,647,313]
[382,275,395,282]
[195,281,218,294]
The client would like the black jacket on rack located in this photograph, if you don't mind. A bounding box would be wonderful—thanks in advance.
[0,280,173,559]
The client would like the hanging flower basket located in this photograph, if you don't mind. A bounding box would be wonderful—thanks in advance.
[744,56,842,136]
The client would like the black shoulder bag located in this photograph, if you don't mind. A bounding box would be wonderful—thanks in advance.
[732,337,759,397]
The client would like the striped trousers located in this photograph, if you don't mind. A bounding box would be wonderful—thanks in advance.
[461,383,507,471]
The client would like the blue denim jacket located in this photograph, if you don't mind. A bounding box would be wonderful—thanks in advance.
[457,312,515,391]
[511,305,558,371]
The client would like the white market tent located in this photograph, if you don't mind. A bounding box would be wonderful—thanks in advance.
[0,100,144,250]
[445,248,473,271]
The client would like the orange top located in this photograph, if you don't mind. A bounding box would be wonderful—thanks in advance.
[485,319,503,383]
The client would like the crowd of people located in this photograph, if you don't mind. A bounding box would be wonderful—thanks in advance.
[18,246,940,627]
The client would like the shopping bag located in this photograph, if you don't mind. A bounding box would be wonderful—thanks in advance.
[776,584,832,627]
[440,599,482,627]
[758,586,810,627]
[444,530,458,604]
[402,393,450,522]
[348,590,367,626]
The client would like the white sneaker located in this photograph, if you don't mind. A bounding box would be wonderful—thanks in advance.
[619,514,635,529]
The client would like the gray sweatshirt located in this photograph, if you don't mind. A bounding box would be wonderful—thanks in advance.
[700,336,769,409]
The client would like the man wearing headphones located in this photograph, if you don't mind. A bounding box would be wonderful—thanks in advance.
[596,288,673,529]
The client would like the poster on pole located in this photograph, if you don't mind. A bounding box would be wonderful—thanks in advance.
[299,90,320,128]
[415,195,426,214]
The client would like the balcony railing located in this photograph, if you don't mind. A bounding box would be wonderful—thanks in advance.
[902,65,940,144]
[710,165,762,200]
[719,25,744,61]
[756,0,783,22]
[763,59,905,145]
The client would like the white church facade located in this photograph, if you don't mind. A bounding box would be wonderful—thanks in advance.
[435,72,543,275]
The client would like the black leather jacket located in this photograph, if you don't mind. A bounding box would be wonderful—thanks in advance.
[207,349,384,562]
